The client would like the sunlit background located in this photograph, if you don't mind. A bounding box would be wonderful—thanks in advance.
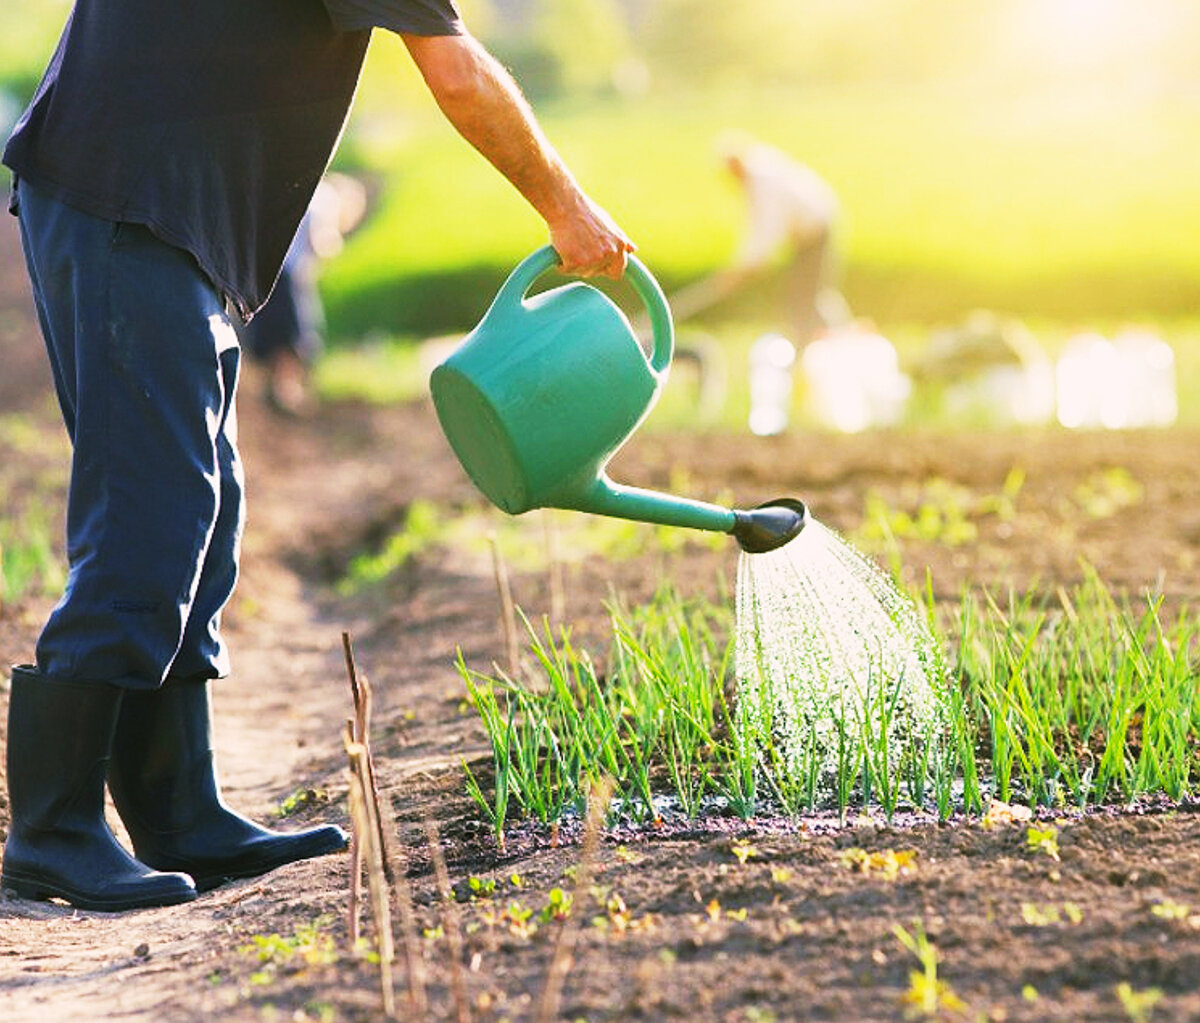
[5,0,1200,428]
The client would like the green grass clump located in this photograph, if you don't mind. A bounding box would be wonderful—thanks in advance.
[459,589,744,843]
[459,574,1200,844]
[956,571,1200,809]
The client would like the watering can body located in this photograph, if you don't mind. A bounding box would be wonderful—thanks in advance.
[430,246,807,550]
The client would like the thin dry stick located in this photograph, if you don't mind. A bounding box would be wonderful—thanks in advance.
[534,777,613,1023]
[423,818,472,1023]
[542,510,566,624]
[345,725,397,1019]
[343,632,394,884]
[342,631,427,1017]
[345,723,363,946]
[488,532,520,676]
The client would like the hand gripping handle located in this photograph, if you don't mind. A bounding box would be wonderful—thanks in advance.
[496,245,675,378]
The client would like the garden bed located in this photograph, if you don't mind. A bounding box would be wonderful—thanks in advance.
[3,211,1200,1021]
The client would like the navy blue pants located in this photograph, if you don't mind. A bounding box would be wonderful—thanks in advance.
[16,181,243,689]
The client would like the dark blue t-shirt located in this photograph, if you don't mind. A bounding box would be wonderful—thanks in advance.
[3,0,462,319]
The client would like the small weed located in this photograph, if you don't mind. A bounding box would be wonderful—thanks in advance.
[1074,467,1144,520]
[539,887,573,922]
[481,901,538,939]
[0,500,65,607]
[892,919,970,1020]
[730,838,758,866]
[339,499,441,593]
[1020,902,1082,926]
[238,918,337,987]
[467,875,497,899]
[1025,825,1061,861]
[277,787,326,818]
[841,847,918,881]
[1149,899,1191,921]
[590,891,654,936]
[1116,982,1163,1023]
[857,479,979,549]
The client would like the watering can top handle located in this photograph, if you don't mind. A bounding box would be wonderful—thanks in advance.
[499,245,675,377]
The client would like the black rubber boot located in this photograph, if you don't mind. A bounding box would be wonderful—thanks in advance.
[1,666,197,911]
[107,677,348,891]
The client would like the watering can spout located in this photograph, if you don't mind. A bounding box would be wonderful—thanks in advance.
[561,480,808,554]
[730,498,809,553]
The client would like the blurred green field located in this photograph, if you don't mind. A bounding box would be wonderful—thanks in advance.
[325,81,1200,340]
[320,1,1200,340]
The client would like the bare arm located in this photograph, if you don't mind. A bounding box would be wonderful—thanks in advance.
[402,31,634,279]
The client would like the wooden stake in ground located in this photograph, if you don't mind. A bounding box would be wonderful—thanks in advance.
[344,723,396,1019]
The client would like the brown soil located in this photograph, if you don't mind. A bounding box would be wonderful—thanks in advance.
[3,209,1200,1023]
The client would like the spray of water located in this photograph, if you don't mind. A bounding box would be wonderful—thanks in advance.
[735,517,951,809]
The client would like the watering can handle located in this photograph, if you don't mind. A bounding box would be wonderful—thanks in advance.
[499,245,676,377]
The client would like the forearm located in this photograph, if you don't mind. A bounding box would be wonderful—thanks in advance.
[402,32,632,277]
[408,37,569,219]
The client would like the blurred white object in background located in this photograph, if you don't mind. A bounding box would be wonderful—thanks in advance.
[1056,332,1123,428]
[945,358,1057,426]
[918,310,1054,427]
[747,332,796,435]
[1056,329,1176,429]
[1113,327,1177,428]
[800,324,910,433]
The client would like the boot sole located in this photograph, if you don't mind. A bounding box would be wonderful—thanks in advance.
[1,867,197,912]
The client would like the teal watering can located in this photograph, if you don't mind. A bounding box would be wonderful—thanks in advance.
[429,246,806,553]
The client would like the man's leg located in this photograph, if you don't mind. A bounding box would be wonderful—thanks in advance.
[2,181,209,909]
[20,184,240,689]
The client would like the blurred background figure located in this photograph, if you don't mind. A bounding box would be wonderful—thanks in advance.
[668,134,851,348]
[240,172,367,416]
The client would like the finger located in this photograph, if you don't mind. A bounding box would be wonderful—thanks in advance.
[603,249,628,280]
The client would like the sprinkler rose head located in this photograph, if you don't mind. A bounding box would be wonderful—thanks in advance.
[731,498,809,553]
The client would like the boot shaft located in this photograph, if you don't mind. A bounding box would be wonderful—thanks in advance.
[6,665,124,830]
[108,676,221,835]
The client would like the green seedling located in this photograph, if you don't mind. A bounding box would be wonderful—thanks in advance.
[539,887,572,922]
[730,839,758,866]
[892,918,969,1020]
[1026,825,1061,861]
[277,787,327,818]
[467,875,497,898]
[1116,982,1163,1023]
[1020,902,1082,926]
[238,918,338,987]
[1150,899,1191,921]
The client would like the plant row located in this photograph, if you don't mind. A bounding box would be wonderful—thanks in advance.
[458,575,1200,845]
